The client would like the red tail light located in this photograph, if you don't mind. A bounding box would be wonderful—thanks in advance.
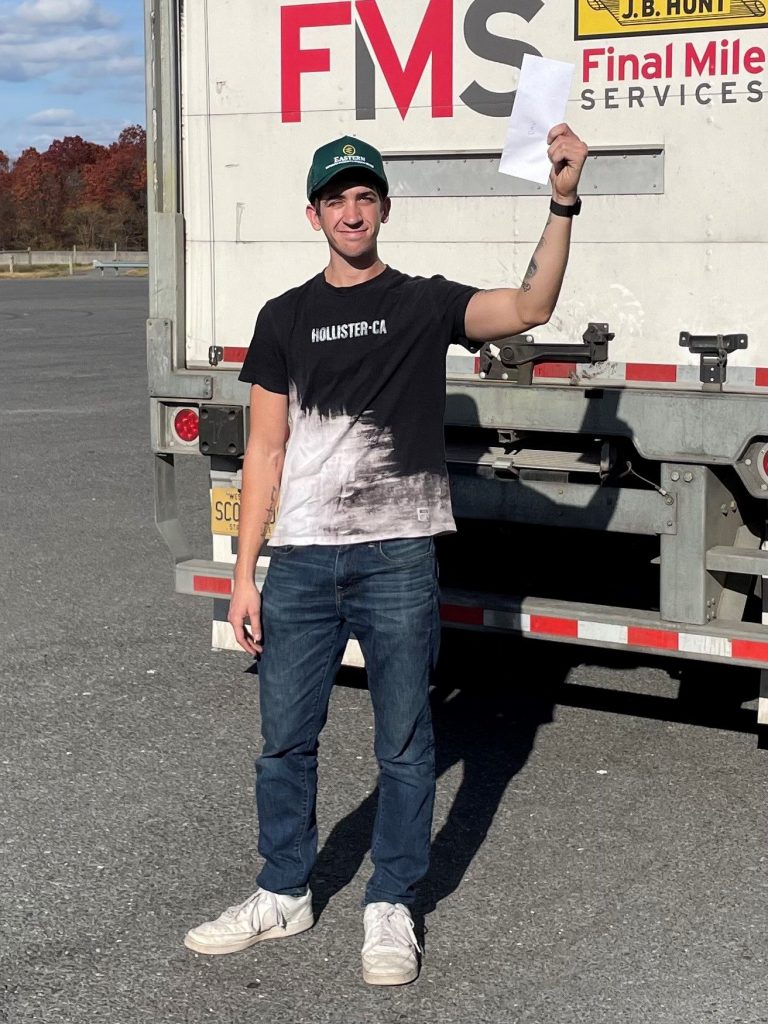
[173,407,199,443]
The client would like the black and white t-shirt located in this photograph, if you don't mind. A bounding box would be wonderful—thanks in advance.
[239,267,478,546]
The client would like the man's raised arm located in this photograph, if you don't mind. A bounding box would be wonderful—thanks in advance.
[464,123,588,343]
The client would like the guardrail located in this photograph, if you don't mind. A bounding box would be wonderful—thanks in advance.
[1,250,148,266]
[92,260,149,277]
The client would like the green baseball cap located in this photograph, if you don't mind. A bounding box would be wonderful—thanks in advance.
[307,136,389,201]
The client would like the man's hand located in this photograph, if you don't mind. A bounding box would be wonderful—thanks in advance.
[228,580,263,656]
[547,123,588,204]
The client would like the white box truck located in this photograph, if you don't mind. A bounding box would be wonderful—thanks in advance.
[145,0,768,739]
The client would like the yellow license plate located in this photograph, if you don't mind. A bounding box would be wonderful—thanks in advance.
[211,486,240,536]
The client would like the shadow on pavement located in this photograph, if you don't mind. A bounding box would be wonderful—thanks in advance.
[311,634,759,934]
[311,632,565,927]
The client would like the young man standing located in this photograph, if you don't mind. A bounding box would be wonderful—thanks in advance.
[185,125,588,985]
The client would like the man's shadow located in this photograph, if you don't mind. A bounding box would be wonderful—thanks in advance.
[312,382,630,924]
[311,631,568,925]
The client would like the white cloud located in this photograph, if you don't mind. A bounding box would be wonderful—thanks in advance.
[96,55,144,76]
[0,0,143,155]
[0,31,129,81]
[17,0,117,28]
[27,107,79,125]
[58,53,144,84]
[0,1,131,82]
[21,116,132,151]
[7,31,126,63]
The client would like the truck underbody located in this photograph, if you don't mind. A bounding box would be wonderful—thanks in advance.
[154,365,768,745]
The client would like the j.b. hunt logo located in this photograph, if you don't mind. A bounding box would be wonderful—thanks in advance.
[281,0,543,123]
[577,0,768,39]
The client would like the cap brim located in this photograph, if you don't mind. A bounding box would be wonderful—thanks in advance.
[309,165,389,201]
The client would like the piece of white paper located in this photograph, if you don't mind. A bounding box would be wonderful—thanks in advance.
[499,54,575,185]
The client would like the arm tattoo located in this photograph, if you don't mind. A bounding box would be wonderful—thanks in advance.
[521,214,553,290]
[521,256,538,293]
[260,485,278,540]
[533,216,553,255]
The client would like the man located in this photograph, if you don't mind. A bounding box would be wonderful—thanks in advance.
[185,125,588,985]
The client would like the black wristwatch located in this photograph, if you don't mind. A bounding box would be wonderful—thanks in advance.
[550,196,581,218]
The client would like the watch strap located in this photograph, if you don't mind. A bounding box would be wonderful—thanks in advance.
[550,197,581,218]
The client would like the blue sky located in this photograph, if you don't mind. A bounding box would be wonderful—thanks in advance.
[0,0,145,157]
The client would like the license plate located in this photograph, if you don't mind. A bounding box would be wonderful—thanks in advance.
[211,486,240,536]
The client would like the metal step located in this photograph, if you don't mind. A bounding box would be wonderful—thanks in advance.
[174,560,768,669]
[446,443,602,474]
[706,546,768,576]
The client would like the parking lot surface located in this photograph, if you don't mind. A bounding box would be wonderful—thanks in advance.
[1,278,765,1024]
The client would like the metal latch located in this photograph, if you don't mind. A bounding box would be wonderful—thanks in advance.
[478,322,613,385]
[208,345,224,367]
[679,331,748,389]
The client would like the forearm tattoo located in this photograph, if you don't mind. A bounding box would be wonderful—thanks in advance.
[521,256,538,293]
[522,215,553,291]
[534,215,553,254]
[260,486,278,539]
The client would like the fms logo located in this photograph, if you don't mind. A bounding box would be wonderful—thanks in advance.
[281,0,544,122]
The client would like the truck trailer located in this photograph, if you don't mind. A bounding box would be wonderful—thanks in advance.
[145,0,768,741]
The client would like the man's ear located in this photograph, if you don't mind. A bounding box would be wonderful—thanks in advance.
[381,196,392,224]
[306,202,322,232]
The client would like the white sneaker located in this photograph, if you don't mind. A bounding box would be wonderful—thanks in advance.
[184,888,313,955]
[361,902,421,986]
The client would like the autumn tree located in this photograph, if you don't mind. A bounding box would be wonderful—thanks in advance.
[2,126,147,250]
[83,126,147,249]
[47,135,106,219]
[0,151,15,249]
[10,147,64,248]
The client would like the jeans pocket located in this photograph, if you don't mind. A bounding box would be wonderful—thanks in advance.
[377,536,434,566]
[269,544,296,556]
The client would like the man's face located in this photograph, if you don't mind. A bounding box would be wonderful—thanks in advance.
[306,175,391,261]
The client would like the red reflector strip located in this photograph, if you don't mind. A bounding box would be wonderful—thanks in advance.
[628,626,679,650]
[755,369,768,387]
[440,604,484,625]
[437,605,768,665]
[222,347,248,364]
[193,575,232,596]
[473,356,481,375]
[625,363,677,383]
[533,362,578,379]
[530,615,578,638]
[731,639,768,662]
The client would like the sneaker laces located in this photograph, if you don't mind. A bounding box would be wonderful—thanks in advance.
[224,889,287,932]
[371,905,422,954]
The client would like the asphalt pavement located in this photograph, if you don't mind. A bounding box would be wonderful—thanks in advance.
[1,277,765,1024]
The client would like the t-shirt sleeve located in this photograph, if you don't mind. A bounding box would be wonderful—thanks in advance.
[238,304,289,394]
[427,275,481,350]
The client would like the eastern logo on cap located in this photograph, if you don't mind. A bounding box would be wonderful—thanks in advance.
[342,144,356,156]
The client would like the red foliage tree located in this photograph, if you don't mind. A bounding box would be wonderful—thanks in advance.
[0,150,14,249]
[81,125,147,249]
[3,126,147,250]
[47,135,106,211]
[9,147,65,247]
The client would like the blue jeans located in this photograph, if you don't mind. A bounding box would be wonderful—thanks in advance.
[254,537,440,906]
